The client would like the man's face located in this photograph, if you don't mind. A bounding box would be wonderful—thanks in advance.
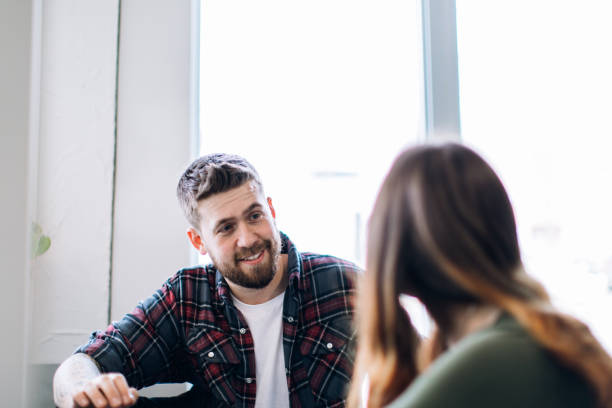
[189,181,281,289]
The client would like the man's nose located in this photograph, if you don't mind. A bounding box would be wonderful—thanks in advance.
[236,223,258,248]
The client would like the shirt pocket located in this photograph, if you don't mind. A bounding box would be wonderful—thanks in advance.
[187,327,241,364]
[299,316,352,355]
[299,316,355,406]
[186,328,241,406]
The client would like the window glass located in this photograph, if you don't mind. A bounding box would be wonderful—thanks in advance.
[457,0,612,350]
[200,0,422,266]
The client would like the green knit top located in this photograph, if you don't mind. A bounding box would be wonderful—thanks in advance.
[386,314,596,408]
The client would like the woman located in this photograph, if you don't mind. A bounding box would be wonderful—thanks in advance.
[348,143,612,408]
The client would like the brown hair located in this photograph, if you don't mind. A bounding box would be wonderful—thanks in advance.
[176,153,262,229]
[348,143,612,408]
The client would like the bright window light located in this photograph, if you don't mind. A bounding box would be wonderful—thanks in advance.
[199,0,422,267]
[457,0,612,351]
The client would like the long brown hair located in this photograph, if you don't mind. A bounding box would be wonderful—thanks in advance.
[348,143,612,408]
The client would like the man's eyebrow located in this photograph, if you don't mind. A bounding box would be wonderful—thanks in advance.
[213,203,263,231]
[243,203,263,215]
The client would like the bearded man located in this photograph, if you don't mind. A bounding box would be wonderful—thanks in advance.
[53,153,358,408]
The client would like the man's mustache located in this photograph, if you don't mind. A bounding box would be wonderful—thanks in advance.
[235,240,271,261]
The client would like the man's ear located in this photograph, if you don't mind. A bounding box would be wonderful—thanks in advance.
[187,228,208,255]
[267,197,276,219]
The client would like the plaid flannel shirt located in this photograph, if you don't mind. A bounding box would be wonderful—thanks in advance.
[78,233,358,407]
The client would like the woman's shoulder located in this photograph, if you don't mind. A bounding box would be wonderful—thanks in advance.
[386,314,595,408]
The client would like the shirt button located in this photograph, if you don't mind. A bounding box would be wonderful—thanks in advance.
[239,328,246,334]
[326,342,333,350]
[207,351,215,358]
[288,317,294,323]
[245,377,253,384]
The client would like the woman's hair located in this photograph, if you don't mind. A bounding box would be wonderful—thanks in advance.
[348,143,612,408]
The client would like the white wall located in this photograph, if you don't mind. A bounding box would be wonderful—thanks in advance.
[111,0,195,321]
[30,0,120,364]
[0,0,34,405]
[0,0,195,405]
[28,0,195,366]
[111,2,197,396]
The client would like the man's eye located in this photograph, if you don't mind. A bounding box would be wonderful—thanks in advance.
[249,212,262,221]
[219,224,234,234]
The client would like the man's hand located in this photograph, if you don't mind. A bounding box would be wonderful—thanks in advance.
[71,373,139,407]
[53,353,139,408]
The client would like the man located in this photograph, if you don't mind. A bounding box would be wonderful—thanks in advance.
[53,153,358,408]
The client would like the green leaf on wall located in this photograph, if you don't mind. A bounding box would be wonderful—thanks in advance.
[31,222,51,259]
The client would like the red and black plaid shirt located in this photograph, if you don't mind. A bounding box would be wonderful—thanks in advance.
[78,233,358,407]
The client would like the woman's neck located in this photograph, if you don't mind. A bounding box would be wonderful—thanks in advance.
[445,304,502,346]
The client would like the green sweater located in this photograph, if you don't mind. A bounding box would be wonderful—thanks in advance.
[387,314,596,408]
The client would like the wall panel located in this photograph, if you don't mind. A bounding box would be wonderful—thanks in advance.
[30,0,120,364]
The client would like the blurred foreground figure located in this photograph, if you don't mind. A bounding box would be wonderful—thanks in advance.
[348,143,612,408]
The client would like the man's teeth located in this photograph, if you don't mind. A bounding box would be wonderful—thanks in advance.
[242,251,262,261]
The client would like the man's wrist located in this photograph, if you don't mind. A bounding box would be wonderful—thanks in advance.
[53,353,102,407]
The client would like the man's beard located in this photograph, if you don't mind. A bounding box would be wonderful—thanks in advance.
[213,235,281,289]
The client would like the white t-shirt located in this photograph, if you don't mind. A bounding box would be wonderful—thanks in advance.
[232,291,290,408]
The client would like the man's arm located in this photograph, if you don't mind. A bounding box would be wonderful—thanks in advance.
[53,353,138,408]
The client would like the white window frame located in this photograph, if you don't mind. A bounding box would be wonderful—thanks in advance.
[421,0,462,142]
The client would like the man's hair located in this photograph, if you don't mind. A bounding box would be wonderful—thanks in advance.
[177,153,263,229]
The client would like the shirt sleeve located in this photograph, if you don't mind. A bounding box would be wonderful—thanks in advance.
[76,278,187,389]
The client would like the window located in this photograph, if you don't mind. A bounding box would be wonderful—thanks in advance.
[198,0,612,349]
[457,0,612,350]
[199,0,422,266]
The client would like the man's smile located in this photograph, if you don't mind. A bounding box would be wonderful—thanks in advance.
[238,250,265,265]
